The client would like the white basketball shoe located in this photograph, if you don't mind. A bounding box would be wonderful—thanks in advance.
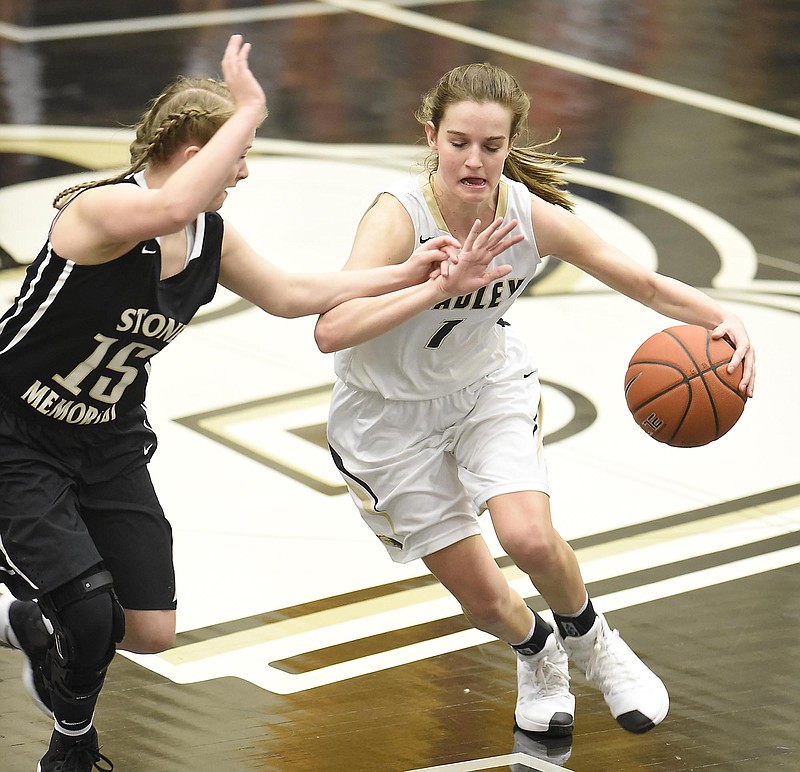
[514,633,575,736]
[558,613,669,733]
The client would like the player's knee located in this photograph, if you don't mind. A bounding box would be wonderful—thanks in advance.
[39,568,125,685]
[501,524,561,575]
[462,587,515,631]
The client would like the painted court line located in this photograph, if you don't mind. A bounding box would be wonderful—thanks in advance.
[0,0,476,42]
[154,503,798,666]
[122,542,800,693]
[407,752,569,771]
[1,2,797,137]
[319,0,800,137]
[566,168,757,288]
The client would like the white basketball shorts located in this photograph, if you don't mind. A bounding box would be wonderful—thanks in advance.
[327,346,549,564]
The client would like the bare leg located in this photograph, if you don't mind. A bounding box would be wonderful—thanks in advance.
[423,534,533,643]
[486,491,670,733]
[488,491,587,614]
[423,534,574,735]
[119,608,176,654]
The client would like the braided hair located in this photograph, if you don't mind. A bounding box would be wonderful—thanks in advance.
[53,76,236,209]
[415,63,583,212]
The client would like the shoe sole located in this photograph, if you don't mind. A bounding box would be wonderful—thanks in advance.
[514,712,574,737]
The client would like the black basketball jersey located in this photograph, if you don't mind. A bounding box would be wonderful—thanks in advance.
[0,177,222,427]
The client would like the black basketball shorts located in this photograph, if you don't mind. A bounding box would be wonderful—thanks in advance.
[0,404,176,610]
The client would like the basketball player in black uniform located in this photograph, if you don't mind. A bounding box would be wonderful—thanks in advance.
[0,35,512,771]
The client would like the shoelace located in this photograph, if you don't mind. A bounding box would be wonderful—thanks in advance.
[583,626,640,697]
[526,656,570,698]
[55,744,114,772]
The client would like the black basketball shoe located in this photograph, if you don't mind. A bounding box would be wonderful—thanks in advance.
[0,593,54,718]
[38,727,113,772]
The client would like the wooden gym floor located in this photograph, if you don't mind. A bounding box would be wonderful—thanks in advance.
[1,1,799,770]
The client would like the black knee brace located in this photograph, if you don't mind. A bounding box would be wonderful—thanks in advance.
[38,566,125,701]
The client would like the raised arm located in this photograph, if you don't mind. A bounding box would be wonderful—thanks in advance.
[50,35,267,264]
[530,195,756,396]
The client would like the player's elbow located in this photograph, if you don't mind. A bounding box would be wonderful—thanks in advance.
[314,320,336,354]
[628,271,659,308]
[314,315,346,353]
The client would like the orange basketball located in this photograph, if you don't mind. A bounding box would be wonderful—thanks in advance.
[624,325,747,447]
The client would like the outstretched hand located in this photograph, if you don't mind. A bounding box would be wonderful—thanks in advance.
[435,218,522,297]
[712,317,756,397]
[402,235,463,284]
[221,34,267,116]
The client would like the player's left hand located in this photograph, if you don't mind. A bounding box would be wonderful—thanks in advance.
[436,218,522,296]
[712,315,755,397]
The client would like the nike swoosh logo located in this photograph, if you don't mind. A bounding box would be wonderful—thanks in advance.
[419,236,435,243]
[144,443,154,455]
[142,246,157,254]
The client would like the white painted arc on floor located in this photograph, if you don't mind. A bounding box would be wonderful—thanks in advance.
[122,543,800,694]
[566,168,758,288]
[0,127,756,290]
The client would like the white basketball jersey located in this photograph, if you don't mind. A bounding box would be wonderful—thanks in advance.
[334,173,540,400]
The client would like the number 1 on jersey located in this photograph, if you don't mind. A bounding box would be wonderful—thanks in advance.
[426,319,464,349]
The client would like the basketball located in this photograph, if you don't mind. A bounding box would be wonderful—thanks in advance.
[624,324,747,447]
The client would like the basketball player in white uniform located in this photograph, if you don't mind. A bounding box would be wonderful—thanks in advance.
[318,63,756,738]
